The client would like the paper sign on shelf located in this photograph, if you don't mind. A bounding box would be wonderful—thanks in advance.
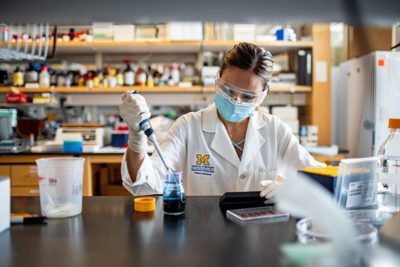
[315,61,328,83]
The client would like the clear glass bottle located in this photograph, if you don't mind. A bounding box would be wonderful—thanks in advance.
[377,118,400,213]
[24,62,38,84]
[163,171,185,216]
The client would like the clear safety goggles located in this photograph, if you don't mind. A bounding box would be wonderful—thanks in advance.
[215,78,267,104]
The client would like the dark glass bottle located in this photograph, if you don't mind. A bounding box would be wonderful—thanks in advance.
[163,171,185,216]
[123,63,135,86]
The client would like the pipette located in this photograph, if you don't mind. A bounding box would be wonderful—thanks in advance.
[131,91,174,173]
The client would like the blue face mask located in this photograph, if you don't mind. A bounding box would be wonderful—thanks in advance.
[214,91,257,122]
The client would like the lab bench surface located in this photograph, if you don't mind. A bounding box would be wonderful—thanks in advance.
[1,196,297,267]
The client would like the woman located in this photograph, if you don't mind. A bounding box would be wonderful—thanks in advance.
[119,42,324,198]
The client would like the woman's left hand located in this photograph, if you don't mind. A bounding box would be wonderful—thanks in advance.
[260,180,281,199]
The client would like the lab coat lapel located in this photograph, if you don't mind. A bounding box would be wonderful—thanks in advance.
[240,112,266,170]
[210,122,241,168]
[203,104,240,168]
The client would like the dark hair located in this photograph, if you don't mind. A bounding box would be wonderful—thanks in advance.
[219,42,273,91]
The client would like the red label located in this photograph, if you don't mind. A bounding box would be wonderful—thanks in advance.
[378,59,385,67]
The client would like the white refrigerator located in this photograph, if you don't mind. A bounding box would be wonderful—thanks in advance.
[335,51,400,157]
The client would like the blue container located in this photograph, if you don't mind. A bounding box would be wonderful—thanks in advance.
[111,132,129,148]
[275,28,284,40]
[63,140,83,153]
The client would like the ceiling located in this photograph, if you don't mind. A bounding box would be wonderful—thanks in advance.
[0,0,399,26]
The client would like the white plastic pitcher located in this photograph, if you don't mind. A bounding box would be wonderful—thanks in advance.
[36,157,85,218]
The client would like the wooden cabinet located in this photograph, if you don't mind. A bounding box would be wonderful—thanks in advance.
[0,164,41,196]
[0,165,10,177]
[11,165,39,186]
[4,164,40,196]
[0,154,125,196]
[11,187,40,196]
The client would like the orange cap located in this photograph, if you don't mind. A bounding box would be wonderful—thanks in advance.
[388,118,400,129]
[134,197,156,212]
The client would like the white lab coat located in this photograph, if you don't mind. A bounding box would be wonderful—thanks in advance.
[122,104,324,196]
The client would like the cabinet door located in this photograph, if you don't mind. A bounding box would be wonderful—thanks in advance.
[0,165,10,177]
[11,165,39,186]
[11,187,40,196]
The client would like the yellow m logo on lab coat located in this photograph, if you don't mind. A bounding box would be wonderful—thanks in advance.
[196,154,210,165]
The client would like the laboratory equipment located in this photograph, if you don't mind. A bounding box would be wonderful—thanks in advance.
[55,125,106,152]
[17,118,46,140]
[299,166,339,193]
[111,131,129,148]
[0,109,14,140]
[346,209,393,227]
[163,171,185,216]
[276,169,363,266]
[334,157,378,209]
[0,23,57,61]
[226,206,289,224]
[377,118,400,213]
[36,157,85,218]
[63,136,83,153]
[132,91,173,172]
[219,191,271,215]
[336,51,400,157]
[296,218,378,245]
[11,216,47,225]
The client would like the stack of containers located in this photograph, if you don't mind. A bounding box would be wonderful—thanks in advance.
[334,157,378,209]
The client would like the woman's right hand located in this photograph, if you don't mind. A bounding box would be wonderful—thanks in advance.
[119,91,151,153]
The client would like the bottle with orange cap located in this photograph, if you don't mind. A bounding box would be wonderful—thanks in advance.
[377,118,400,213]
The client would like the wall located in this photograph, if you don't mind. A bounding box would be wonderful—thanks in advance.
[344,26,392,59]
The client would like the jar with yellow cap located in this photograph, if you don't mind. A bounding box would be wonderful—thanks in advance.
[377,118,400,213]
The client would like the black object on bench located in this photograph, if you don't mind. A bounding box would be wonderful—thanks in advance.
[219,191,273,215]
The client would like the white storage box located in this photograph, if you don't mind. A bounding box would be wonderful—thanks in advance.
[113,25,135,41]
[0,176,10,233]
[271,105,298,120]
[92,22,114,40]
[168,22,203,41]
[233,24,256,41]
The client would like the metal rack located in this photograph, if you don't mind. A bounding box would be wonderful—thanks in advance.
[0,23,57,61]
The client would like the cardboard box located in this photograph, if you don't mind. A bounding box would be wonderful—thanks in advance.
[0,176,10,233]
